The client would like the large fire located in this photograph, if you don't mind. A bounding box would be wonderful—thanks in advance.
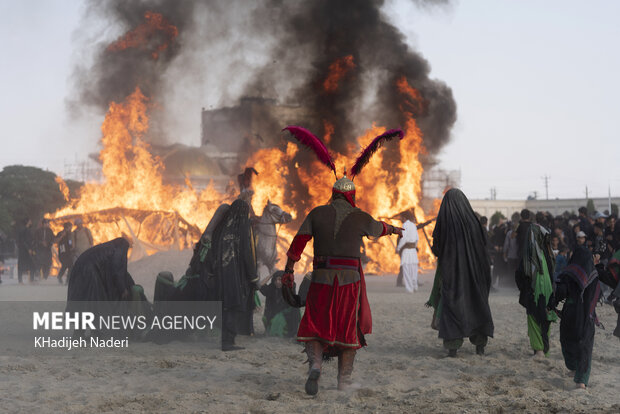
[106,11,178,60]
[51,87,230,260]
[50,15,439,276]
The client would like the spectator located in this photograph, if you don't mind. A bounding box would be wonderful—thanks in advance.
[553,246,570,282]
[17,219,34,284]
[575,231,587,248]
[55,222,74,285]
[33,218,54,280]
[578,207,594,241]
[72,218,94,262]
[593,223,609,262]
[503,221,519,288]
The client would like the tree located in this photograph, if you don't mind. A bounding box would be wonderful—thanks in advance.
[612,203,619,217]
[0,165,67,235]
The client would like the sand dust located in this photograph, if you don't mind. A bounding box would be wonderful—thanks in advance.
[1,250,619,413]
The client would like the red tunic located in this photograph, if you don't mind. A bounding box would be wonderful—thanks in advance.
[287,197,389,352]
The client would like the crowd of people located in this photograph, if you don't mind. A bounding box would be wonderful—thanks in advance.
[474,206,620,389]
[483,207,620,290]
[3,124,618,396]
[8,217,93,285]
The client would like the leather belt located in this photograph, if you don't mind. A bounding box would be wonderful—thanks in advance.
[313,256,360,270]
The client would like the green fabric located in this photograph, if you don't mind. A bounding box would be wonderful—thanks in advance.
[443,334,487,350]
[562,342,592,386]
[521,224,555,285]
[263,308,300,337]
[427,263,443,329]
[264,312,287,336]
[443,337,463,350]
[254,291,261,308]
[130,284,144,301]
[533,254,558,322]
[199,239,211,262]
[527,314,550,355]
[427,261,442,309]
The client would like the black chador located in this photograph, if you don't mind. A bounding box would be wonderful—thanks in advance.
[427,188,494,356]
[66,238,144,338]
[553,246,600,387]
[207,199,258,351]
[596,249,620,339]
[67,238,135,303]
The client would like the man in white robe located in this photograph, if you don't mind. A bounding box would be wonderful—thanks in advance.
[397,220,419,293]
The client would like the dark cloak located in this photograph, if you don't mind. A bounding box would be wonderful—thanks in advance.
[186,203,231,282]
[515,223,556,323]
[428,188,494,340]
[555,246,600,337]
[555,246,600,378]
[207,199,257,310]
[67,238,135,304]
[260,271,289,322]
[158,203,232,302]
[154,271,176,303]
[596,249,620,338]
[260,271,301,337]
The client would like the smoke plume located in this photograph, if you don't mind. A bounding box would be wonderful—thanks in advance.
[69,0,456,160]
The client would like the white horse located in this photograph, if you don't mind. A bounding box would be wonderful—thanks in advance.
[254,200,292,281]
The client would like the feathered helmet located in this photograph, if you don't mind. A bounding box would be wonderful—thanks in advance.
[282,126,404,207]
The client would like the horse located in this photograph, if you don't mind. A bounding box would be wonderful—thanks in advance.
[254,200,292,282]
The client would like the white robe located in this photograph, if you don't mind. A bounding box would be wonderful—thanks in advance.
[397,220,419,293]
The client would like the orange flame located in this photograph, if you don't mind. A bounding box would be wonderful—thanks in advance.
[323,120,334,145]
[50,87,230,258]
[55,176,70,203]
[323,55,356,93]
[106,11,178,60]
[241,80,439,274]
[50,75,438,275]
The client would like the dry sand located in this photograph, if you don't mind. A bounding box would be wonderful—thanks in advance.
[1,249,619,413]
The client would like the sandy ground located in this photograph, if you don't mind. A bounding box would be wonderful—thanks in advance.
[1,250,619,413]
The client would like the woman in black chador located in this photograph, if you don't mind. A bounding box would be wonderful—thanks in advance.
[552,246,600,389]
[67,238,135,303]
[427,188,494,357]
[206,199,258,351]
[66,238,147,338]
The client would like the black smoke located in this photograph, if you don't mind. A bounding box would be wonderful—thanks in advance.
[70,0,456,166]
[246,0,457,160]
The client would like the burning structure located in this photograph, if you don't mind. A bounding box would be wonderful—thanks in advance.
[53,1,458,274]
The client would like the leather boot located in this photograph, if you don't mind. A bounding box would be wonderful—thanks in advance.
[305,341,323,395]
[337,349,356,391]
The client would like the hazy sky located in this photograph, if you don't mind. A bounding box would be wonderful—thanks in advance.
[1,0,618,200]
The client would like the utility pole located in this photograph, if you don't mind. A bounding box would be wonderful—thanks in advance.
[490,187,497,200]
[542,175,550,200]
[585,185,589,200]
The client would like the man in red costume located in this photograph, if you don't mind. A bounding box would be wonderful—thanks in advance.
[282,175,401,395]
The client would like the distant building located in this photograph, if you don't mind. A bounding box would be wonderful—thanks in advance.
[148,143,233,191]
[201,97,315,156]
[422,167,461,200]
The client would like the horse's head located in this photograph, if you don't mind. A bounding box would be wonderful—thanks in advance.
[263,200,292,224]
